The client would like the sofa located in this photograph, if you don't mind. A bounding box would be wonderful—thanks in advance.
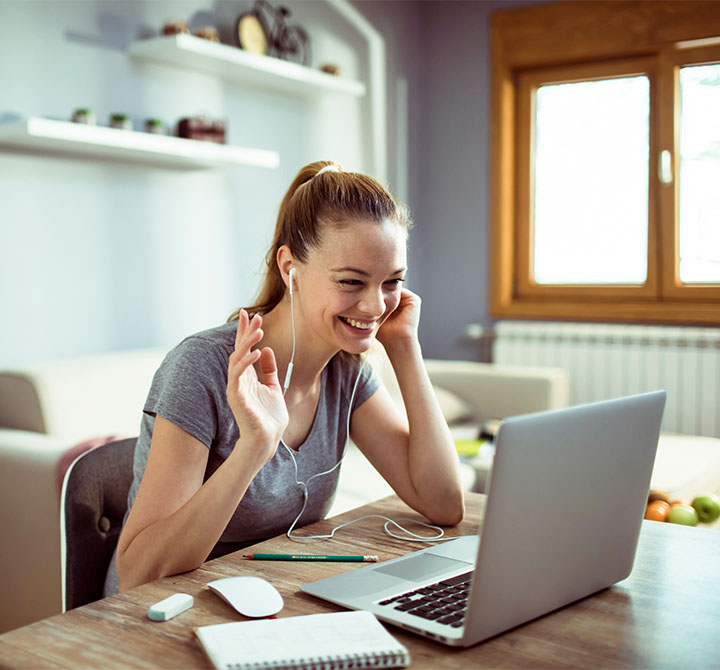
[0,346,570,632]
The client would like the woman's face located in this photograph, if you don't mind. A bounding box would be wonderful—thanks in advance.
[294,218,407,355]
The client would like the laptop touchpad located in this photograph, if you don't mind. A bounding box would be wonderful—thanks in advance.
[374,553,468,582]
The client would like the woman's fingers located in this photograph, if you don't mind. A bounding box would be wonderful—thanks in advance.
[258,347,281,390]
[231,312,264,367]
[233,309,249,349]
[229,312,284,398]
[228,349,261,391]
[234,310,263,348]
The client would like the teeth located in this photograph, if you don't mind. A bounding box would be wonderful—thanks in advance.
[345,317,374,330]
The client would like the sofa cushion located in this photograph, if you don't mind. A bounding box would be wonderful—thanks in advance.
[0,349,166,442]
[433,385,475,424]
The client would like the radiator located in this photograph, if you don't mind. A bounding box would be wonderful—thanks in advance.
[493,321,720,438]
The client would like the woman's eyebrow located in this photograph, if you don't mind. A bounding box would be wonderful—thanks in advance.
[330,266,369,275]
[330,266,407,275]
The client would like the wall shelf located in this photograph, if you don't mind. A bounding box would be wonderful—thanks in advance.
[0,117,279,169]
[128,34,366,98]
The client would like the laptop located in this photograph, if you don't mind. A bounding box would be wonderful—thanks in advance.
[301,391,666,647]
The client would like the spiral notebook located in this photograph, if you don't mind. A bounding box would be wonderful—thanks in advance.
[194,610,410,670]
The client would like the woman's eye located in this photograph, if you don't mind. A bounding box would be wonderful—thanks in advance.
[338,278,404,288]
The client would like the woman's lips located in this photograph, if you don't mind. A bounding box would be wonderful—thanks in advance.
[339,316,376,333]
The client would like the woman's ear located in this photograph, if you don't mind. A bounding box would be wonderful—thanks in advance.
[276,245,297,292]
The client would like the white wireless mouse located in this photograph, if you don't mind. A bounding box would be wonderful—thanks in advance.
[207,576,284,618]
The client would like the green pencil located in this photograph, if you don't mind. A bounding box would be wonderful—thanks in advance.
[242,553,379,562]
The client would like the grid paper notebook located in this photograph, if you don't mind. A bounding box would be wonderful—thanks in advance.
[194,610,410,670]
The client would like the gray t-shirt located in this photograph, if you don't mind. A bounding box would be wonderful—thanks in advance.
[103,321,379,595]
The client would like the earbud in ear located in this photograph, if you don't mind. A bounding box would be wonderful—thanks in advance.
[288,267,296,296]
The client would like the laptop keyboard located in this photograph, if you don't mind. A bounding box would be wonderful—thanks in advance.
[377,571,473,628]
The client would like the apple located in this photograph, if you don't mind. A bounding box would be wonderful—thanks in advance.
[691,493,720,524]
[667,504,698,526]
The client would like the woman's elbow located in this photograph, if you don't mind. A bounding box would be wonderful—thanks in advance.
[427,493,465,527]
[116,548,159,593]
[116,551,142,593]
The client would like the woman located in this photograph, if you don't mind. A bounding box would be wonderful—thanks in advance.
[105,160,464,595]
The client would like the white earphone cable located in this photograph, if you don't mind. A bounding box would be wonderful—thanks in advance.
[279,266,451,544]
[282,268,296,396]
[283,353,366,540]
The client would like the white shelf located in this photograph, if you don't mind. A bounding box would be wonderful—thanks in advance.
[0,117,280,169]
[128,34,366,98]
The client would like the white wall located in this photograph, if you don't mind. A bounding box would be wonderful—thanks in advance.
[0,0,537,368]
[0,0,369,367]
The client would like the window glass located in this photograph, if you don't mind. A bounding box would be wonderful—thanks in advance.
[678,62,720,283]
[533,76,650,284]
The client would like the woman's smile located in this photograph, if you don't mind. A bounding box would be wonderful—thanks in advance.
[338,316,377,332]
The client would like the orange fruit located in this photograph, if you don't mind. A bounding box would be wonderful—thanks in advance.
[670,499,689,507]
[644,500,671,521]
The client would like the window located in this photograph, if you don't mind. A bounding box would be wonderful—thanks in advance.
[678,61,720,284]
[491,1,720,325]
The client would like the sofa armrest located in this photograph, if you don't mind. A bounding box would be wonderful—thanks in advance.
[423,360,570,422]
[0,429,75,632]
[0,349,166,442]
[366,347,569,424]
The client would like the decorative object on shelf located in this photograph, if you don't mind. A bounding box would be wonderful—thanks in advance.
[194,26,220,42]
[163,21,190,35]
[234,0,311,67]
[0,117,279,169]
[109,113,132,130]
[127,36,366,97]
[71,108,96,125]
[176,116,226,144]
[320,63,340,76]
[144,118,166,135]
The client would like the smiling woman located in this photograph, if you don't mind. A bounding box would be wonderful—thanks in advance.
[105,160,465,596]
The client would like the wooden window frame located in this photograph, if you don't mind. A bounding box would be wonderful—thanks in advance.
[490,0,720,325]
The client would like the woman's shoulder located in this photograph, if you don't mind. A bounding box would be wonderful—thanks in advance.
[162,321,237,369]
[176,321,236,352]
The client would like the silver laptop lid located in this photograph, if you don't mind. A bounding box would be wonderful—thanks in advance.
[462,390,666,645]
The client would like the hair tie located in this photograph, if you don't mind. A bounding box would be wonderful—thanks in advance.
[315,164,340,177]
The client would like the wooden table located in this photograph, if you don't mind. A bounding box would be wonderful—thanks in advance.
[1,493,719,669]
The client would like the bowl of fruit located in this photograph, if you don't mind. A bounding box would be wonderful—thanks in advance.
[644,490,720,527]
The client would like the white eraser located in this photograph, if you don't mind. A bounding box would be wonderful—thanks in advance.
[148,593,194,621]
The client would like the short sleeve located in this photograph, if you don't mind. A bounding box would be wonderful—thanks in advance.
[349,355,381,411]
[143,335,229,448]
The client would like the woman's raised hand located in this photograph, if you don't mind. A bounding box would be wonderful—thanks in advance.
[226,310,289,467]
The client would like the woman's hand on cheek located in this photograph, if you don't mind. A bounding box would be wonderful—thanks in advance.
[376,288,421,349]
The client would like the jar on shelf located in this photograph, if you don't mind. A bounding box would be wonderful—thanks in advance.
[109,113,132,130]
[320,63,340,76]
[176,116,227,144]
[194,26,220,42]
[210,119,226,144]
[72,108,96,125]
[162,21,190,35]
[144,118,166,135]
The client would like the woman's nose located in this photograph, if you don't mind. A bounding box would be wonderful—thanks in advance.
[357,287,385,315]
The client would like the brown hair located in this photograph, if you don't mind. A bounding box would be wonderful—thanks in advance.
[228,160,412,321]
